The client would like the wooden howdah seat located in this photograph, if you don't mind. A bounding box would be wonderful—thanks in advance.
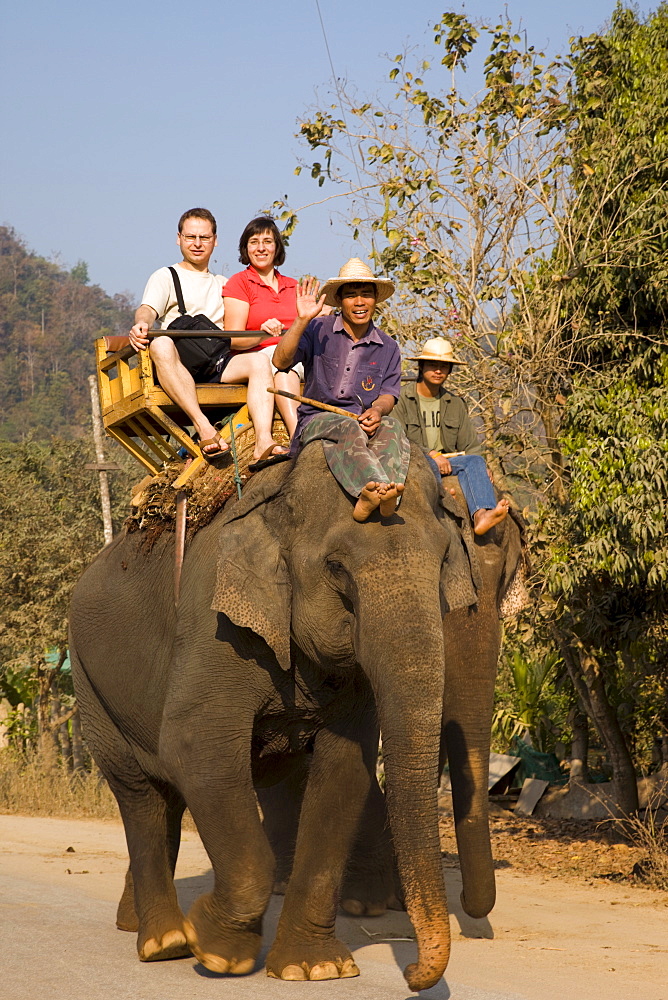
[95,335,252,488]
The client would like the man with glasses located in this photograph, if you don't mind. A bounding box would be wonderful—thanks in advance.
[129,207,287,462]
[394,337,509,535]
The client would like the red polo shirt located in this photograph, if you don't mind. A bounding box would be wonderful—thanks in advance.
[222,266,298,351]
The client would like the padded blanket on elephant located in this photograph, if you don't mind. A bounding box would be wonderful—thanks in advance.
[126,416,290,544]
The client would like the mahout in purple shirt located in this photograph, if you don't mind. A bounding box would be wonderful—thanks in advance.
[276,313,402,445]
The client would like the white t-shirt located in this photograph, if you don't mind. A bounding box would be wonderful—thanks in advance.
[141,264,227,329]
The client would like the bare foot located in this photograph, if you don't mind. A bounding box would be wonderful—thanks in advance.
[353,482,383,522]
[473,498,510,535]
[379,482,405,517]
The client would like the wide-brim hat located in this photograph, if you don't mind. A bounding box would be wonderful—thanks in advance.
[319,258,395,308]
[411,337,465,365]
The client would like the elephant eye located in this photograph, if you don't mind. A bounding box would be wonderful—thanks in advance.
[326,559,345,575]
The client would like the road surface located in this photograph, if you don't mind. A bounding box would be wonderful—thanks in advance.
[1,815,666,1000]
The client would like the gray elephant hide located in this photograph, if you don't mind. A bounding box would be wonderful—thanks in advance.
[211,461,294,671]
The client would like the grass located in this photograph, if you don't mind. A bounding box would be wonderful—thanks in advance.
[0,749,119,820]
[624,797,668,891]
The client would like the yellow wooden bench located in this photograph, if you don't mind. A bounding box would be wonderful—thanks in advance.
[95,337,251,488]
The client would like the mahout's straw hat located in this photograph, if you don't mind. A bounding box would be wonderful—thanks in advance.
[411,337,465,365]
[319,258,395,308]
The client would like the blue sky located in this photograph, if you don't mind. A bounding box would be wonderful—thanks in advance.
[0,1,656,303]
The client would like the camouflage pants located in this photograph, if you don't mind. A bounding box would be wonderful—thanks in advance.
[300,412,411,499]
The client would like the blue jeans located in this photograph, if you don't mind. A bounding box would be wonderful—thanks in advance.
[447,455,496,516]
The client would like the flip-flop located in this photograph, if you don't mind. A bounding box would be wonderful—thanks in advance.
[198,432,231,462]
[248,444,291,473]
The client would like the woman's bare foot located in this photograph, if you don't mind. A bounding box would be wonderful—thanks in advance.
[379,482,405,517]
[473,498,510,535]
[353,483,383,522]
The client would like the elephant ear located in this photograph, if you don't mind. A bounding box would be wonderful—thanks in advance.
[438,487,482,609]
[218,461,293,528]
[437,494,479,613]
[498,504,531,619]
[211,465,293,671]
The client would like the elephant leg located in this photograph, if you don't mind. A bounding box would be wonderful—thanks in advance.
[266,719,376,982]
[73,663,188,960]
[259,744,401,918]
[340,774,404,916]
[257,755,309,892]
[111,775,190,960]
[116,794,184,933]
[162,710,275,975]
[442,606,500,919]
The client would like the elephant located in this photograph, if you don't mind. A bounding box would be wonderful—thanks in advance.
[68,439,526,992]
[260,470,528,923]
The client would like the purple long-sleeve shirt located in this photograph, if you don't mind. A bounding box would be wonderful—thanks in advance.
[276,313,402,446]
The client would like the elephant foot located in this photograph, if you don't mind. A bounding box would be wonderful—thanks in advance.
[138,925,191,962]
[116,869,138,932]
[340,864,405,917]
[116,900,139,933]
[340,894,403,917]
[266,936,360,981]
[184,894,261,975]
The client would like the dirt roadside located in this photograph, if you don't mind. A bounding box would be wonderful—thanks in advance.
[1,813,667,1000]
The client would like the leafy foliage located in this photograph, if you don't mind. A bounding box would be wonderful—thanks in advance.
[285,5,668,797]
[0,437,134,667]
[0,227,133,441]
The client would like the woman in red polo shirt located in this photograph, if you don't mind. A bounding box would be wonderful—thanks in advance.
[223,216,301,438]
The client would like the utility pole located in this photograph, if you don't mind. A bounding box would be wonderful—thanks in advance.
[87,374,116,545]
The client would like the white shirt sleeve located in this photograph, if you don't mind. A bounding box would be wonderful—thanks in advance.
[140,267,173,322]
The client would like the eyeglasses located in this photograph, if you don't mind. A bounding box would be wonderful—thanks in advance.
[181,234,214,244]
[247,238,276,248]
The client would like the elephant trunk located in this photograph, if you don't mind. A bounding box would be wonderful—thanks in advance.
[356,563,450,992]
[442,603,500,918]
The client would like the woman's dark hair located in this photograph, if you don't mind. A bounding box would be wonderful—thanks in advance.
[417,359,453,382]
[238,216,286,267]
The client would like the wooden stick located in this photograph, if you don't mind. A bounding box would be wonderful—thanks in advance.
[147,330,266,339]
[268,387,359,419]
[174,490,187,606]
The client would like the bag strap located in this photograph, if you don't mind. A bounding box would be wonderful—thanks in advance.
[168,266,187,316]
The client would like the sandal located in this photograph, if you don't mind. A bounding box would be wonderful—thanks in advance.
[197,431,230,462]
[248,443,291,473]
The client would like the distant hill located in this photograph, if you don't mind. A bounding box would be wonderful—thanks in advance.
[0,227,134,441]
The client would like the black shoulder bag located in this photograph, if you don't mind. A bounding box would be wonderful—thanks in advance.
[166,266,230,379]
[166,266,221,331]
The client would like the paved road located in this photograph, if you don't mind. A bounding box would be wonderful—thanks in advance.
[0,871,525,1000]
[1,816,666,1000]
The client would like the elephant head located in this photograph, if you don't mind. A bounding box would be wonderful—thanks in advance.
[211,441,477,990]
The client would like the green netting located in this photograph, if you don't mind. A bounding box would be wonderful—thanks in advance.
[510,736,568,786]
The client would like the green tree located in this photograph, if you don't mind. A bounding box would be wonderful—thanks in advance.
[0,437,134,761]
[70,260,89,285]
[535,3,668,812]
[0,227,134,442]
[284,6,668,810]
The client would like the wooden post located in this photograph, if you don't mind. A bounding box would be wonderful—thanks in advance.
[88,374,114,545]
